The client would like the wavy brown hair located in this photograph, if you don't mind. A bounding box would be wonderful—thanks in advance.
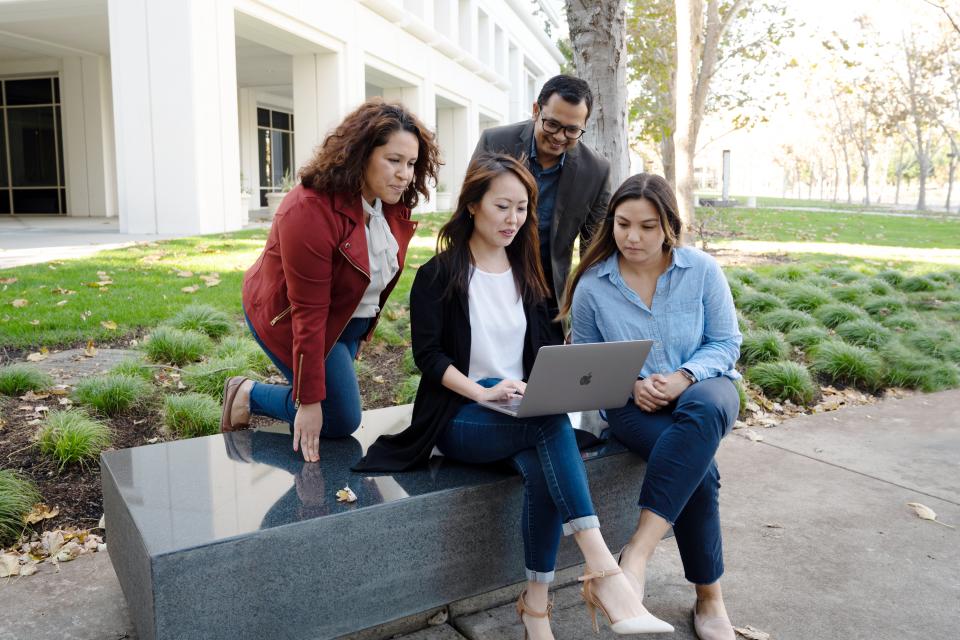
[435,153,550,304]
[298,99,441,209]
[559,173,683,318]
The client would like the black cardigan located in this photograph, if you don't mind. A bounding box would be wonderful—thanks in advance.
[354,255,560,472]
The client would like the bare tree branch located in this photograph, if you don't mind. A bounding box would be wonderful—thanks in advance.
[921,0,960,36]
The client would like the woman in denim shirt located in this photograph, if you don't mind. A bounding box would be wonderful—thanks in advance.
[561,174,742,640]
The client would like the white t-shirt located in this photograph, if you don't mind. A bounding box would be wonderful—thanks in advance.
[467,267,526,381]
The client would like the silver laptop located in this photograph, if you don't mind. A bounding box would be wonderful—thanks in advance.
[477,340,653,418]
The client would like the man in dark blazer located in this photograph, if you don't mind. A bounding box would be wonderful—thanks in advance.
[471,75,611,339]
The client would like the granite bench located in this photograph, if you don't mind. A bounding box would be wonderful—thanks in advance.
[101,406,648,640]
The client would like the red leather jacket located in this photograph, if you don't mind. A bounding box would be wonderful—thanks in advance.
[242,186,418,405]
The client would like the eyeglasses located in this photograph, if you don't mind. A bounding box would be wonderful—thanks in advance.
[538,113,586,140]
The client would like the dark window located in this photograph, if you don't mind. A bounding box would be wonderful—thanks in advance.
[7,107,58,187]
[56,106,64,182]
[256,107,295,207]
[53,77,60,103]
[0,191,9,214]
[6,78,54,106]
[13,188,59,213]
[271,111,290,130]
[0,121,6,187]
[60,188,67,213]
[257,108,270,128]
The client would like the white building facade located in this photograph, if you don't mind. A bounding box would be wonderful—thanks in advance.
[0,0,562,234]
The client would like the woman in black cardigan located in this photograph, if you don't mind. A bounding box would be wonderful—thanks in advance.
[357,154,672,638]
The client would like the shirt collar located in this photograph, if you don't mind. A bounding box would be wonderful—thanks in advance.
[361,197,382,220]
[529,135,565,169]
[598,247,690,280]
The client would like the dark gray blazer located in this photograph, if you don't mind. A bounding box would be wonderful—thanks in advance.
[472,120,612,302]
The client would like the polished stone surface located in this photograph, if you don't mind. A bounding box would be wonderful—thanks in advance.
[102,405,644,640]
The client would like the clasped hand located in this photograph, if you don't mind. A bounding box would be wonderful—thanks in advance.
[633,372,692,413]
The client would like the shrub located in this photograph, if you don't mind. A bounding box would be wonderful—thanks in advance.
[863,278,894,296]
[110,358,154,381]
[882,342,960,392]
[182,356,256,400]
[820,266,863,283]
[830,283,871,305]
[164,393,220,438]
[772,265,809,281]
[942,269,960,284]
[215,336,272,375]
[815,303,866,328]
[143,326,212,366]
[0,364,53,396]
[739,330,789,366]
[37,410,112,470]
[747,361,818,405]
[835,319,892,350]
[755,308,817,332]
[169,304,233,339]
[785,325,830,351]
[898,275,938,292]
[738,291,782,314]
[0,469,41,547]
[782,284,832,312]
[810,341,883,390]
[904,327,960,362]
[72,374,153,416]
[880,311,922,331]
[875,270,905,286]
[862,296,907,318]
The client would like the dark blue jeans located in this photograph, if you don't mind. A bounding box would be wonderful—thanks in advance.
[244,312,369,438]
[437,378,599,583]
[606,375,739,585]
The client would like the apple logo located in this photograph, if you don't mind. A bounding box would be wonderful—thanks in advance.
[579,372,592,386]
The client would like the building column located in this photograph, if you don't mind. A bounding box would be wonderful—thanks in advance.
[60,55,117,218]
[108,0,241,234]
[292,52,342,172]
[436,104,470,202]
[237,88,259,206]
[508,43,525,122]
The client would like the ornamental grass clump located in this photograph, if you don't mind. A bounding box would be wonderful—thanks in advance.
[215,336,272,375]
[875,270,905,287]
[752,278,791,297]
[835,319,892,350]
[898,275,938,292]
[182,355,256,400]
[782,284,832,312]
[163,393,220,438]
[926,272,954,286]
[169,304,233,339]
[862,296,907,318]
[755,308,817,333]
[772,265,809,281]
[110,358,154,381]
[810,341,883,391]
[726,268,759,286]
[882,342,960,392]
[0,364,53,396]
[785,325,830,351]
[725,277,745,301]
[736,310,751,331]
[820,266,863,283]
[734,379,748,418]
[880,311,922,331]
[738,291,782,315]
[830,283,871,305]
[747,361,818,405]
[72,374,153,416]
[802,275,834,289]
[904,327,960,362]
[143,326,212,366]
[863,278,894,296]
[37,410,112,470]
[0,469,41,547]
[815,302,867,329]
[739,330,789,366]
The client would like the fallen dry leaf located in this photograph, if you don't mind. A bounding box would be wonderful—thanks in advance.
[55,539,83,563]
[100,320,118,331]
[176,270,194,278]
[29,319,40,326]
[83,340,98,358]
[734,626,771,640]
[740,429,764,442]
[51,287,76,295]
[336,486,357,503]
[0,277,17,284]
[181,285,200,294]
[0,553,20,578]
[33,405,49,414]
[11,299,28,308]
[24,504,60,525]
[19,391,49,402]
[906,502,955,528]
[42,531,64,557]
[26,348,49,362]
[18,563,38,577]
[58,398,73,406]
[56,300,68,306]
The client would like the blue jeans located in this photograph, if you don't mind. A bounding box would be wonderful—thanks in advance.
[606,376,739,585]
[437,378,599,584]
[244,312,370,438]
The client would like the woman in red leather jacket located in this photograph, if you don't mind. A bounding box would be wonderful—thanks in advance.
[221,99,441,463]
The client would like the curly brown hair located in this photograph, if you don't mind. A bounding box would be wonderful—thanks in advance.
[298,99,441,210]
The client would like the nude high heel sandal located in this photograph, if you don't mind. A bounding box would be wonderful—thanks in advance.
[516,590,554,640]
[578,567,675,635]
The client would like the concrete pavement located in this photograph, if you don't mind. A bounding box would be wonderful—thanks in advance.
[1,389,957,640]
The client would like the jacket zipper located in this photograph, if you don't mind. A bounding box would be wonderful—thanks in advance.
[295,352,304,408]
[270,305,292,325]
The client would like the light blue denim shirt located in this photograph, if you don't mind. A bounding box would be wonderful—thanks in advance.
[571,247,741,381]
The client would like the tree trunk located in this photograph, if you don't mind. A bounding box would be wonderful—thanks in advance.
[895,169,903,205]
[660,133,676,186]
[673,0,703,227]
[566,0,630,190]
[947,160,955,212]
[916,127,927,211]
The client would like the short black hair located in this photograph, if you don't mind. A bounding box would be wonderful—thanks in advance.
[536,75,593,119]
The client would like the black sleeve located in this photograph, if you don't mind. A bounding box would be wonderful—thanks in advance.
[410,259,455,385]
[580,161,612,257]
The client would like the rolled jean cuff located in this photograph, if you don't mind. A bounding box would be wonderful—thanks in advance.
[562,515,599,536]
[525,568,555,584]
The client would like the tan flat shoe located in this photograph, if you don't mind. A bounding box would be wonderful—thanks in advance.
[221,376,250,432]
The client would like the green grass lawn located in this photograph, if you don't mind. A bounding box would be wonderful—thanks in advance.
[706,207,960,249]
